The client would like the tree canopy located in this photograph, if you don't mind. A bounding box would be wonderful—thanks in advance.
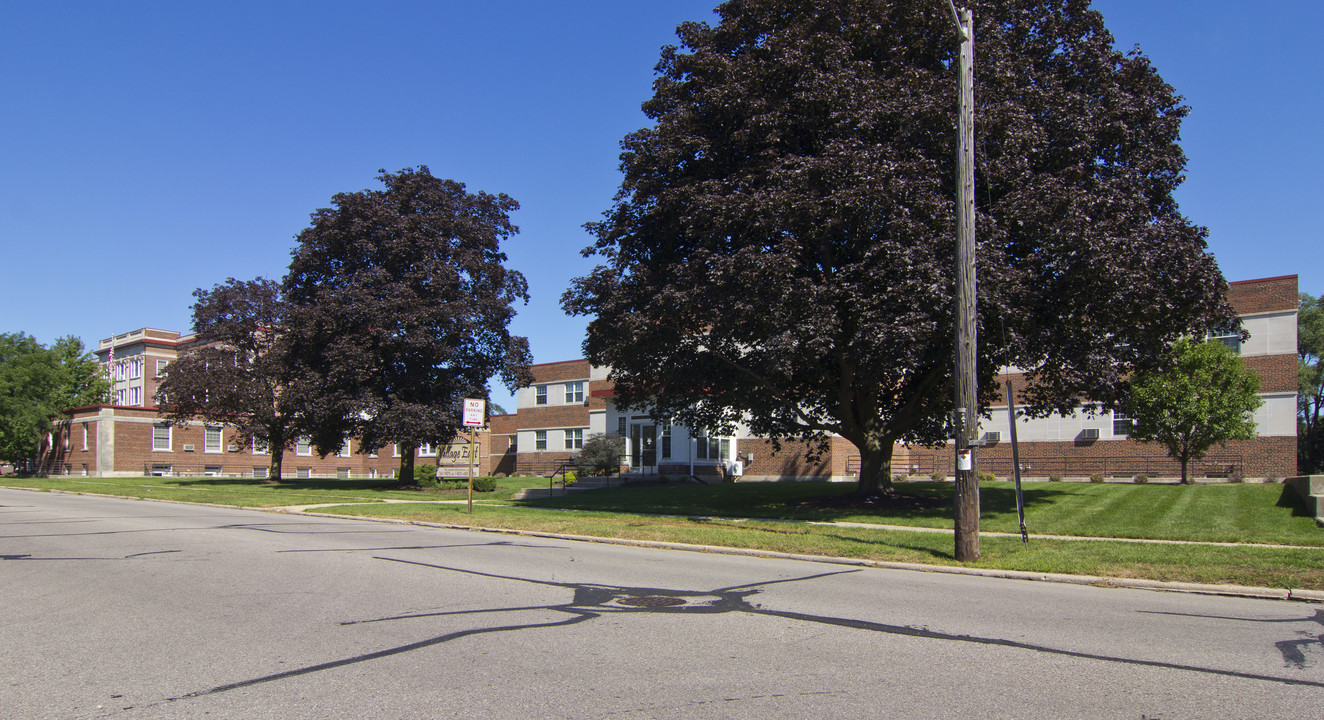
[1299,292,1324,474]
[155,277,298,481]
[1125,338,1261,484]
[0,333,108,466]
[563,0,1236,495]
[284,167,532,481]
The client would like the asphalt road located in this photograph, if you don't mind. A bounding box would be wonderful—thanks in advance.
[2,488,1321,720]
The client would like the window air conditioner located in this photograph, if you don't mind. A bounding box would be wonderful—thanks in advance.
[182,444,195,452]
[982,431,1001,444]
[1079,428,1100,441]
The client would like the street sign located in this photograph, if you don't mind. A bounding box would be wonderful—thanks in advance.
[462,398,486,427]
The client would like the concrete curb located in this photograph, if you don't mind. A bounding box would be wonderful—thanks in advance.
[8,485,1321,604]
[291,508,1323,604]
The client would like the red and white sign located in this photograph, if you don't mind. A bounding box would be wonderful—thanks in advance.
[462,399,486,427]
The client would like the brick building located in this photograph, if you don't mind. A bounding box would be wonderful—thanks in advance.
[508,275,1299,483]
[39,275,1299,482]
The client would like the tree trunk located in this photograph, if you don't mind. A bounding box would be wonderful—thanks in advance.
[398,443,416,485]
[855,437,895,497]
[267,429,284,482]
[1180,454,1191,485]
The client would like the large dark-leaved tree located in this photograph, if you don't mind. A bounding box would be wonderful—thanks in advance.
[284,167,532,482]
[154,278,298,481]
[563,0,1236,496]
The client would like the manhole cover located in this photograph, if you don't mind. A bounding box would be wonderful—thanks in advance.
[615,596,687,608]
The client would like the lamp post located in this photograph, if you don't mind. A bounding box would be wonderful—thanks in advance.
[943,1,980,562]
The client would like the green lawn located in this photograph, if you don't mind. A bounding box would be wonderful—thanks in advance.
[6,475,1321,590]
[519,480,1324,547]
[0,474,550,507]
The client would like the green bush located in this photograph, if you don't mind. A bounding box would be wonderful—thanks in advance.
[472,476,497,492]
[978,471,996,483]
[414,464,439,487]
[1133,474,1150,484]
[930,472,945,482]
[658,474,671,483]
[1090,473,1106,483]
[1049,474,1063,482]
[892,474,906,484]
[563,470,578,483]
[577,433,625,476]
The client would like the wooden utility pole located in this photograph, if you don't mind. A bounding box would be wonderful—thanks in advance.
[946,2,980,562]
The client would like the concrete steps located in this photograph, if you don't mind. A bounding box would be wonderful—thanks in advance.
[1284,475,1324,526]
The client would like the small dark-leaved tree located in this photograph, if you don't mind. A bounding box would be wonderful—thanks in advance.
[577,433,626,476]
[1125,338,1262,484]
[563,0,1236,496]
[284,167,532,482]
[155,278,298,481]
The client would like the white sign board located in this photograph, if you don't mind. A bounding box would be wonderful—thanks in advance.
[462,398,486,427]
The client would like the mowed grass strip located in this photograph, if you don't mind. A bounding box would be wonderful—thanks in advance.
[520,480,1324,546]
[8,475,1321,589]
[308,501,1324,590]
[0,474,549,506]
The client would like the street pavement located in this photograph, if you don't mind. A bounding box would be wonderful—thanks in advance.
[2,488,1321,719]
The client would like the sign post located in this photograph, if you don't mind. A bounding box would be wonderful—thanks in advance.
[462,399,485,513]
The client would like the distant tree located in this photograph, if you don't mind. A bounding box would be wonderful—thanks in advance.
[155,278,298,481]
[577,433,626,476]
[0,333,108,466]
[284,167,533,482]
[1125,338,1262,484]
[563,0,1236,496]
[1299,292,1324,474]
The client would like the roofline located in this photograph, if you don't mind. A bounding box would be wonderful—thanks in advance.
[528,358,589,369]
[1228,274,1297,286]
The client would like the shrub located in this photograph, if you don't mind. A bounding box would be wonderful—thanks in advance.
[1133,474,1149,484]
[578,433,625,476]
[930,472,945,482]
[1089,473,1106,483]
[1049,474,1063,482]
[472,476,497,492]
[892,474,906,484]
[1228,468,1245,484]
[658,474,671,483]
[978,471,996,483]
[414,464,439,487]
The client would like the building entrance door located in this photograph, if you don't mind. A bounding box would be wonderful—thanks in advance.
[630,424,656,474]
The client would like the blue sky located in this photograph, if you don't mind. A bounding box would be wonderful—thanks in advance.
[2,1,1319,410]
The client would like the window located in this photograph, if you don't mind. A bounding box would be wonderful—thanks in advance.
[565,428,584,450]
[297,467,311,478]
[660,420,671,459]
[340,439,352,458]
[253,467,269,479]
[156,359,170,376]
[694,430,727,461]
[337,468,350,479]
[296,437,312,456]
[128,387,141,406]
[204,426,223,453]
[128,357,142,380]
[535,386,548,405]
[204,465,222,477]
[1212,332,1242,354]
[81,425,88,452]
[1113,411,1133,437]
[116,389,127,405]
[152,424,171,451]
[617,417,627,436]
[565,381,584,404]
[252,437,269,455]
[535,430,547,450]
[418,443,437,457]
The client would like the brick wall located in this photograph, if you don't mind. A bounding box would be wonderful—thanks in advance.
[1228,275,1297,315]
[529,359,591,383]
[895,435,1296,480]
